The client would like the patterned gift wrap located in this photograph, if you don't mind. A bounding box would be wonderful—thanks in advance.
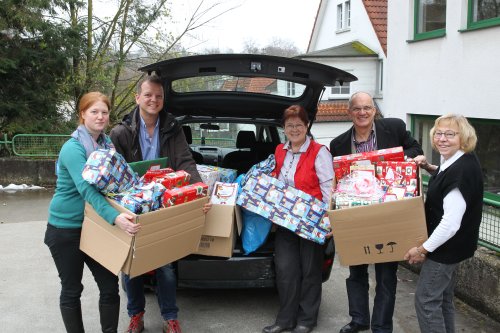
[236,173,329,244]
[109,182,166,214]
[82,149,138,194]
[143,168,174,183]
[197,165,238,183]
[375,161,417,186]
[196,165,219,194]
[333,146,405,181]
[153,170,191,189]
[163,182,208,207]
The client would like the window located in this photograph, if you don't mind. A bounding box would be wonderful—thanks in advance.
[467,0,500,29]
[330,81,351,95]
[413,115,500,195]
[414,0,447,40]
[337,1,351,31]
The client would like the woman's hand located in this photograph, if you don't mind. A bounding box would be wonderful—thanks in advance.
[202,202,213,214]
[404,246,427,264]
[114,213,140,236]
[410,155,436,172]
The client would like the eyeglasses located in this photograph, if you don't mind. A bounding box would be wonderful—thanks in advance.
[351,105,374,113]
[433,131,459,139]
[285,124,306,130]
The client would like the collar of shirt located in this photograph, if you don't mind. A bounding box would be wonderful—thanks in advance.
[439,150,465,173]
[351,123,377,153]
[283,136,311,154]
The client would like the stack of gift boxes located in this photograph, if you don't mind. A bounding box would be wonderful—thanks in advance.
[82,149,208,214]
[332,146,419,210]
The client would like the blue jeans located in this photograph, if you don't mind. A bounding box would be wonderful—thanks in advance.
[124,263,178,320]
[415,258,458,333]
[346,262,398,333]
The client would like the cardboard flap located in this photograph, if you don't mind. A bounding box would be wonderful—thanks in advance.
[203,204,235,238]
[80,217,132,275]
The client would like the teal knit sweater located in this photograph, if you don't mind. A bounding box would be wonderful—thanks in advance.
[48,138,119,228]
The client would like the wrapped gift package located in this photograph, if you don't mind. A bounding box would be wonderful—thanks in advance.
[110,182,166,214]
[153,170,191,189]
[143,168,174,183]
[236,173,329,244]
[196,165,220,194]
[163,182,208,207]
[376,161,418,189]
[210,182,239,205]
[82,149,138,194]
[333,146,405,181]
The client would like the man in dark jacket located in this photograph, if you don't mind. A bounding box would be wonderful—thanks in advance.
[110,74,202,333]
[330,92,423,333]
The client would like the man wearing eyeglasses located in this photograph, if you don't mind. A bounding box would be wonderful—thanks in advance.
[330,92,423,333]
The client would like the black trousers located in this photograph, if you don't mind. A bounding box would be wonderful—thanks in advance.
[274,226,324,328]
[44,224,119,308]
[346,262,398,333]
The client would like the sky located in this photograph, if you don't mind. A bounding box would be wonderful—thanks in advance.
[167,0,321,53]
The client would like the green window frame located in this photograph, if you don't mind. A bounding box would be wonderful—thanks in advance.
[467,0,500,30]
[413,0,447,41]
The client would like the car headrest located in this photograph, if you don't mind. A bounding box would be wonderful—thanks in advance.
[236,130,256,149]
[182,125,192,144]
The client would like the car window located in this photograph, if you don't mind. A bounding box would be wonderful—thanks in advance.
[172,75,306,99]
[187,123,257,149]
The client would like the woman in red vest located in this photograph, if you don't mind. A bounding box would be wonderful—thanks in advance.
[263,105,334,333]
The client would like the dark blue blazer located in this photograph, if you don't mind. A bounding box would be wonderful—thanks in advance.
[329,118,423,158]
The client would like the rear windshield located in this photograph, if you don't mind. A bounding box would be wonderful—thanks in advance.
[172,75,306,98]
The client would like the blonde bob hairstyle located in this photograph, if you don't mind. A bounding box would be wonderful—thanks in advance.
[78,92,111,124]
[430,114,477,153]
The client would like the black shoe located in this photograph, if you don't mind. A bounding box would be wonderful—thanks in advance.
[262,324,293,333]
[292,325,313,333]
[339,322,369,333]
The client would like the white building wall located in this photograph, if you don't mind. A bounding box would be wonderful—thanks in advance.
[311,0,386,58]
[386,0,500,121]
[311,122,352,146]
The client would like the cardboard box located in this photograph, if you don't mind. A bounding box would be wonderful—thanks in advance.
[195,204,242,258]
[80,196,209,277]
[327,176,427,266]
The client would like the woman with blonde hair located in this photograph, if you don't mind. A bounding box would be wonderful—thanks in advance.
[405,114,483,333]
[44,92,140,332]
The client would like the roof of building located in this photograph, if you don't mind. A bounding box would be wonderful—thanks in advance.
[299,41,378,59]
[362,0,388,56]
[315,100,350,122]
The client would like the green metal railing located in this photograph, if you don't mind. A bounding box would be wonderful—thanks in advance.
[0,134,69,157]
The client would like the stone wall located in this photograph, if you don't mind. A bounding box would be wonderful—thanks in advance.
[0,158,57,186]
[401,247,500,322]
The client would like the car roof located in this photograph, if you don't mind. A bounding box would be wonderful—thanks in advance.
[139,54,357,121]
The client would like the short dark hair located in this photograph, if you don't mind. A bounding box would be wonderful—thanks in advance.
[137,74,163,94]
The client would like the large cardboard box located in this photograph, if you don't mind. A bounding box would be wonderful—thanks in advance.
[195,204,242,257]
[80,196,208,277]
[327,177,427,266]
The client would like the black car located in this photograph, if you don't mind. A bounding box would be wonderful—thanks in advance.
[138,54,357,289]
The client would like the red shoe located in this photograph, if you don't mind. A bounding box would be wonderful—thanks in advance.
[163,319,182,333]
[124,311,144,333]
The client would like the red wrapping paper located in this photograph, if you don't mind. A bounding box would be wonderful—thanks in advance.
[163,182,208,207]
